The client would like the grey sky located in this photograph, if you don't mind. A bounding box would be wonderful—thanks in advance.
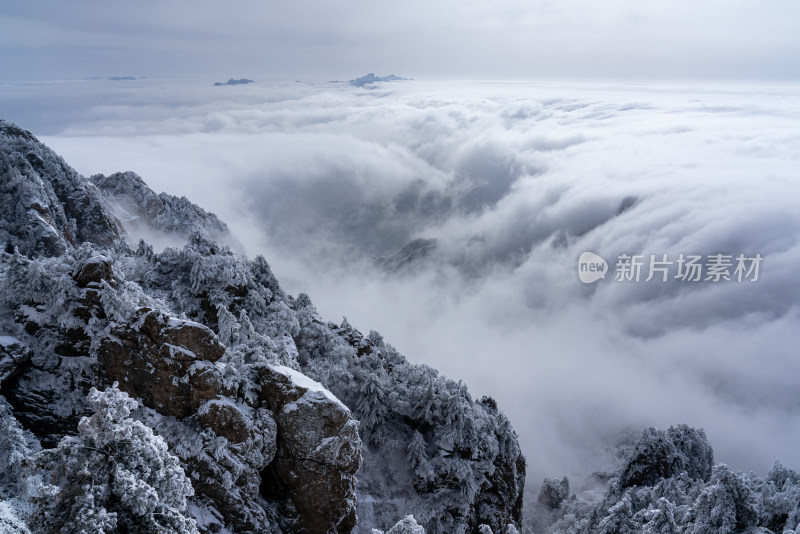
[1,0,799,81]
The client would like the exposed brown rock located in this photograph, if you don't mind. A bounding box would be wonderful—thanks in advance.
[98,308,228,418]
[198,399,253,444]
[174,402,279,534]
[73,256,114,288]
[259,364,362,534]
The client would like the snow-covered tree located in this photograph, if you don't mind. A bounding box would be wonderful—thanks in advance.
[618,426,713,490]
[30,384,198,534]
[373,515,426,534]
[0,500,32,534]
[407,430,435,490]
[641,497,679,534]
[0,397,39,497]
[597,493,636,534]
[538,477,570,510]
[686,464,757,534]
[216,303,240,345]
[357,371,388,441]
[756,462,800,532]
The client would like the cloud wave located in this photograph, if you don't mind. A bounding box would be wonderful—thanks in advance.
[14,77,800,485]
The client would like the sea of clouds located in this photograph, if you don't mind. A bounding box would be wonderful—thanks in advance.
[4,77,800,486]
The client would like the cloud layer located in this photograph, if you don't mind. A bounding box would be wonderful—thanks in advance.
[11,78,800,485]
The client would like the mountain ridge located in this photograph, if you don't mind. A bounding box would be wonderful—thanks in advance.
[0,119,525,534]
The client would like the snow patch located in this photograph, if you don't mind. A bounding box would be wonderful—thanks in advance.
[165,343,198,361]
[85,255,110,264]
[0,500,31,534]
[270,364,348,411]
[167,317,207,330]
[314,436,338,453]
[0,336,20,348]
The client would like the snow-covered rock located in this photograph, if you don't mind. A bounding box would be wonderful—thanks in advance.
[90,171,230,244]
[0,120,122,257]
[529,425,800,534]
[260,364,361,533]
[98,307,228,418]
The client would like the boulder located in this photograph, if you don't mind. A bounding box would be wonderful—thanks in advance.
[178,401,280,533]
[259,364,362,534]
[73,255,114,288]
[198,398,256,444]
[98,308,228,418]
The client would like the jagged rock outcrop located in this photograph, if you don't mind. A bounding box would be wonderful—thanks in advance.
[99,307,228,418]
[259,365,361,533]
[90,171,230,241]
[0,120,122,257]
[0,120,526,534]
[292,308,525,533]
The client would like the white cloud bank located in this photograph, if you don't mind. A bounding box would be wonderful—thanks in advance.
[9,77,800,485]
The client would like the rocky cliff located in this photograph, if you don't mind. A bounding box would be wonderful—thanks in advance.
[0,120,525,534]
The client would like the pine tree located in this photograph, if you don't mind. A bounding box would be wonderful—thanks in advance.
[0,396,39,498]
[686,465,757,534]
[356,372,388,442]
[31,384,198,534]
[216,303,240,346]
[407,430,435,489]
[597,494,636,534]
[641,498,679,534]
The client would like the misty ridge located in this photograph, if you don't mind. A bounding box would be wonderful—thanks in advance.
[215,78,256,86]
[1,76,799,533]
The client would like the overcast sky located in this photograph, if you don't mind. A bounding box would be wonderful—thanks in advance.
[1,0,799,81]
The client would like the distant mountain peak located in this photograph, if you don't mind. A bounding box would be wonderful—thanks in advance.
[213,78,255,86]
[348,73,411,87]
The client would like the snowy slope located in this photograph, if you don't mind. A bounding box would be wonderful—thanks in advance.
[0,119,525,533]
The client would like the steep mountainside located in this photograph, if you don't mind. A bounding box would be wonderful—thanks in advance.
[0,119,525,534]
[526,426,800,534]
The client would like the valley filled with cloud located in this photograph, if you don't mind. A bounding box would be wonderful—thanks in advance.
[5,77,797,487]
